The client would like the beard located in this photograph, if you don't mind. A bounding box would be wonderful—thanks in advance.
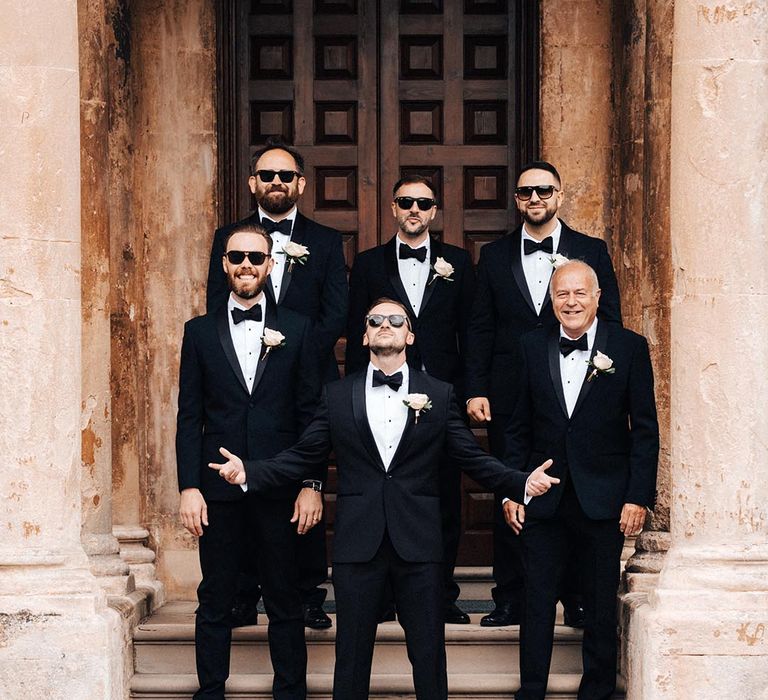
[368,337,407,357]
[227,270,265,299]
[520,204,557,227]
[258,185,299,215]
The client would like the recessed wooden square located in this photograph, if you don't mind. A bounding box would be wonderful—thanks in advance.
[250,36,293,80]
[250,101,294,144]
[400,0,443,13]
[315,36,358,79]
[315,0,357,12]
[464,0,506,14]
[399,166,443,204]
[464,231,507,264]
[400,35,443,80]
[464,167,507,208]
[316,102,358,144]
[464,100,507,144]
[400,101,443,144]
[464,35,507,79]
[316,167,358,209]
[251,0,292,14]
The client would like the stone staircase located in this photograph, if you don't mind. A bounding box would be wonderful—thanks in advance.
[130,569,625,699]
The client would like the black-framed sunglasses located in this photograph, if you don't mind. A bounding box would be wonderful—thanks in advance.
[514,185,559,201]
[255,169,301,184]
[225,250,271,265]
[394,196,436,211]
[366,314,410,329]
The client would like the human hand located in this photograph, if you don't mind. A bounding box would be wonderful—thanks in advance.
[179,488,208,536]
[620,503,646,536]
[208,447,246,485]
[292,488,323,535]
[526,459,559,496]
[467,397,492,422]
[503,500,525,535]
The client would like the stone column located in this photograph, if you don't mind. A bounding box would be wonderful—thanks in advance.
[627,3,768,697]
[0,2,124,698]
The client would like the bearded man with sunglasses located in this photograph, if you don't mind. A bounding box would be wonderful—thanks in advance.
[345,175,475,624]
[208,297,560,700]
[465,161,623,628]
[206,138,347,630]
[177,224,322,699]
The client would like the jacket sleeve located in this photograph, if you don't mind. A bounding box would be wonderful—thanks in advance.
[464,246,496,400]
[313,231,349,361]
[594,238,623,325]
[454,250,476,403]
[295,318,326,481]
[206,228,228,314]
[175,322,204,491]
[246,390,333,492]
[501,338,534,475]
[344,253,372,375]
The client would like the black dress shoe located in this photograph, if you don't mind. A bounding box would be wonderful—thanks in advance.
[480,603,520,627]
[444,602,470,624]
[377,603,396,623]
[230,599,259,628]
[562,603,585,628]
[303,603,332,629]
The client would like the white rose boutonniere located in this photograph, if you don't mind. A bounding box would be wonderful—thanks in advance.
[403,393,433,424]
[279,241,310,272]
[549,253,570,269]
[260,328,286,361]
[586,351,616,382]
[428,257,455,285]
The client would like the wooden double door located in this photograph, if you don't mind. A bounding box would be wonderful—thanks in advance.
[218,0,539,564]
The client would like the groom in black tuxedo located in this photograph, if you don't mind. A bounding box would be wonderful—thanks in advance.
[210,298,560,700]
[345,175,475,623]
[206,138,348,629]
[177,224,321,699]
[504,260,659,700]
[465,161,623,627]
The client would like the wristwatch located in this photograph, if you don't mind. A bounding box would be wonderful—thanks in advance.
[302,479,323,492]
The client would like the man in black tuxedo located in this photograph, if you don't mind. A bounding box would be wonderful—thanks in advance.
[207,138,347,629]
[345,175,475,623]
[504,259,658,700]
[465,161,623,627]
[177,224,322,699]
[210,298,560,700]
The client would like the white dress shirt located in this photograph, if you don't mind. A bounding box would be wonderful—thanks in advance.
[396,235,431,316]
[365,361,410,470]
[227,293,266,393]
[520,219,562,315]
[259,205,298,301]
[560,318,598,417]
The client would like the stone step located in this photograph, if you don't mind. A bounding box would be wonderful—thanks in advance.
[134,604,584,676]
[130,672,624,698]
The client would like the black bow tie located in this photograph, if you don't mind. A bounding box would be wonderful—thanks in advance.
[399,245,428,263]
[261,218,292,236]
[231,305,262,324]
[372,369,403,391]
[523,236,554,255]
[559,334,588,356]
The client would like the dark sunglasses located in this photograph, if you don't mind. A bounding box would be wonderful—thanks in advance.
[255,169,301,184]
[225,250,271,265]
[514,185,559,201]
[366,314,410,329]
[394,196,436,211]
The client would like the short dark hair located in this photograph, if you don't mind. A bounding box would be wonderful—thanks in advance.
[518,160,562,186]
[250,136,305,175]
[365,297,412,330]
[392,174,437,200]
[222,222,273,254]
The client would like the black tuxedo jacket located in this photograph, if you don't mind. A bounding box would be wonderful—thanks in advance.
[175,300,321,502]
[345,236,475,399]
[504,323,659,520]
[245,369,527,563]
[206,211,349,381]
[465,222,622,415]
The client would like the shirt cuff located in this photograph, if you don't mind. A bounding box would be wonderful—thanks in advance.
[240,483,248,493]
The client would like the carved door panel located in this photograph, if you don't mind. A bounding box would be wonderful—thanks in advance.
[222,0,538,565]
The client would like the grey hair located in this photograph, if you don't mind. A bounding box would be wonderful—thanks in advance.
[549,259,600,299]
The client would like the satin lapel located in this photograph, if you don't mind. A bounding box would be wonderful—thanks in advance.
[547,329,569,418]
[276,214,305,304]
[387,370,423,471]
[571,320,609,417]
[417,237,440,315]
[250,299,277,395]
[352,372,386,471]
[510,229,537,315]
[385,236,413,313]
[217,306,249,395]
[542,222,571,315]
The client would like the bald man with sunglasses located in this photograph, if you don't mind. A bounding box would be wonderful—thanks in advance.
[209,297,559,700]
[345,176,476,624]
